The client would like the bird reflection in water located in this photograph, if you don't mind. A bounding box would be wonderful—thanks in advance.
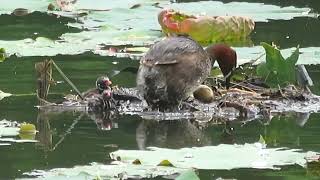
[136,119,212,150]
[87,110,118,131]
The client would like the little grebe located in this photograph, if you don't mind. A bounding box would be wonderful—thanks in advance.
[137,36,237,110]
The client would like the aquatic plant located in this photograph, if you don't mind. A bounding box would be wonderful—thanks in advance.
[257,42,299,88]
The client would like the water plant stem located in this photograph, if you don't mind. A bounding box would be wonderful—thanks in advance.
[51,60,84,100]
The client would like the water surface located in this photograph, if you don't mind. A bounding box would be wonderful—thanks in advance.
[0,0,320,179]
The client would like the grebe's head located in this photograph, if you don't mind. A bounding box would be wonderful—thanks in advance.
[96,76,112,93]
[205,44,237,88]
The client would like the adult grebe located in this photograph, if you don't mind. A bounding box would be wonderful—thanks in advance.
[137,36,237,110]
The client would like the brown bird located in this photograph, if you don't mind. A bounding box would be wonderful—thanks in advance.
[205,44,237,88]
[137,36,237,110]
[82,76,112,98]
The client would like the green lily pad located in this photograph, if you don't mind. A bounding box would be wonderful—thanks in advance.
[0,138,37,143]
[0,0,317,58]
[0,120,20,137]
[22,162,188,179]
[256,42,299,87]
[0,127,20,137]
[168,1,316,22]
[110,143,318,170]
[0,120,37,144]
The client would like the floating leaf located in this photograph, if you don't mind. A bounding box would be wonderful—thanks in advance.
[159,9,255,43]
[167,1,315,22]
[23,162,187,179]
[176,169,200,180]
[256,42,299,87]
[0,143,11,146]
[0,119,20,137]
[0,0,317,58]
[0,120,37,144]
[0,138,37,143]
[110,144,318,170]
[19,123,36,134]
[19,133,36,140]
[0,126,20,137]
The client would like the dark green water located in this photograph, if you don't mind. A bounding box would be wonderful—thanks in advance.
[1,0,320,179]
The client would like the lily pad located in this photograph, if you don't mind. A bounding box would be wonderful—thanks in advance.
[0,143,11,146]
[0,119,20,137]
[0,138,37,143]
[158,9,255,43]
[167,1,316,22]
[176,169,200,180]
[0,0,317,58]
[0,127,20,137]
[0,120,37,144]
[110,143,318,170]
[22,162,188,180]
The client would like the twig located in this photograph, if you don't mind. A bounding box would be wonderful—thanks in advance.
[213,77,257,93]
[229,53,266,90]
[35,60,53,105]
[51,60,84,100]
[36,90,56,106]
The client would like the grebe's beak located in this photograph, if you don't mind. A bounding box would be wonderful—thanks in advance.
[105,79,112,86]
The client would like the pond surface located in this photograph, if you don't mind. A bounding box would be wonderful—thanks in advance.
[1,0,320,179]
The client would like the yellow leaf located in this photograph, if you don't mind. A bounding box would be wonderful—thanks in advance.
[132,159,141,165]
[19,123,36,134]
[157,160,174,167]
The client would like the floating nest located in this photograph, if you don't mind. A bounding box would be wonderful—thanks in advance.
[35,60,320,121]
[36,84,320,122]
